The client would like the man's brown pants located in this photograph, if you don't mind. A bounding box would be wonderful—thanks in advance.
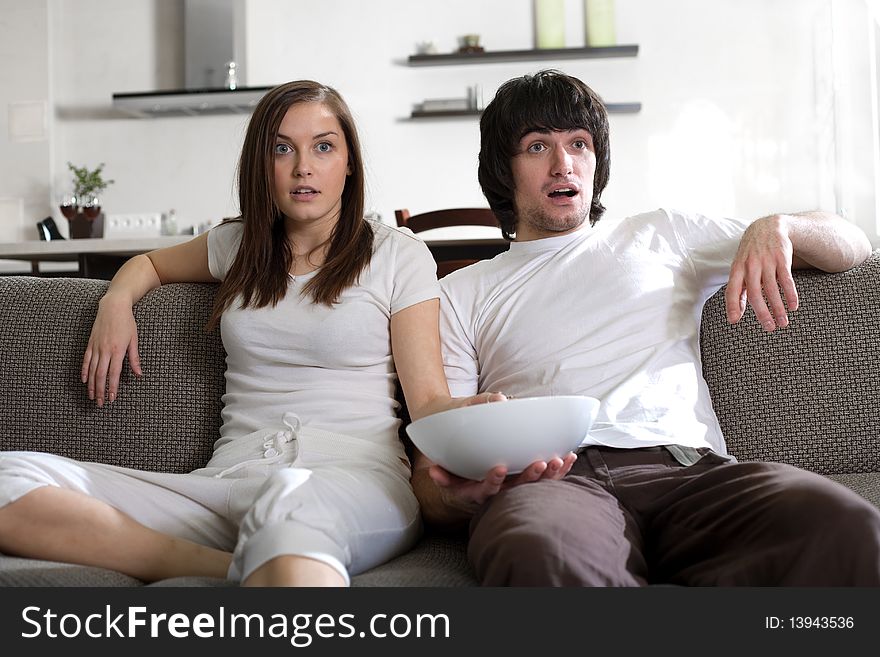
[468,446,880,586]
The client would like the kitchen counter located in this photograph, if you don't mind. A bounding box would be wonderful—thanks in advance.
[0,236,192,278]
[0,236,191,260]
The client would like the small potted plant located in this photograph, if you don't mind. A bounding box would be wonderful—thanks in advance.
[61,162,114,238]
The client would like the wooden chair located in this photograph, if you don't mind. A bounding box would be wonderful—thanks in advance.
[394,207,498,232]
[394,208,502,277]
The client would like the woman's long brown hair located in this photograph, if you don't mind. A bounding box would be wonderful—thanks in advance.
[207,80,372,329]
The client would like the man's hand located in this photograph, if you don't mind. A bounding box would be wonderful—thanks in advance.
[411,390,579,527]
[426,452,578,516]
[725,214,798,332]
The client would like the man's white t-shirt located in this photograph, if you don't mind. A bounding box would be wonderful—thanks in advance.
[440,208,751,454]
[208,219,440,448]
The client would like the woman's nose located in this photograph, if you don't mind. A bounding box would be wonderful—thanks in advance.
[293,154,313,177]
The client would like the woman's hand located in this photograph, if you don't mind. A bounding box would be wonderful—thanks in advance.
[81,293,143,406]
[446,390,507,412]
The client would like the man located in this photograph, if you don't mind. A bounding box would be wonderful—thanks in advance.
[412,69,880,586]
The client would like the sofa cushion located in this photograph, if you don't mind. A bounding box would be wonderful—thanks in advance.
[0,555,142,586]
[0,533,475,587]
[351,534,476,587]
[826,472,880,509]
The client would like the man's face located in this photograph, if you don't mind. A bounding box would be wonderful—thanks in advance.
[510,128,596,241]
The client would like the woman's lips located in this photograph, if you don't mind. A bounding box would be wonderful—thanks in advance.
[290,187,319,200]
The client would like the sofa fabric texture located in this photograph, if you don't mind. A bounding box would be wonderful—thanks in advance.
[1,251,878,586]
[699,255,880,474]
[0,278,223,473]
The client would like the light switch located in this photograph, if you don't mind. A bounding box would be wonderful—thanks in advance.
[8,101,48,143]
[104,213,163,239]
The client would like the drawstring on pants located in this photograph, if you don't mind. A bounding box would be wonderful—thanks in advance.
[213,413,302,478]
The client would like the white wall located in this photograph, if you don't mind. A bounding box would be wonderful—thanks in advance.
[831,0,880,237]
[2,0,879,249]
[243,0,839,226]
[49,0,247,237]
[0,0,51,243]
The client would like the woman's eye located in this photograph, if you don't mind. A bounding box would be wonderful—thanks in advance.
[316,142,332,153]
[527,143,546,153]
[274,143,291,155]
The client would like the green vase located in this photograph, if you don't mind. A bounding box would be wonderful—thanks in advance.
[535,0,565,49]
[585,0,616,47]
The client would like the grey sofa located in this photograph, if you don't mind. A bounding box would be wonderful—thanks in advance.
[1,252,878,586]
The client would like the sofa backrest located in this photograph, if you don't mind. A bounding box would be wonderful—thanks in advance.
[1,251,878,477]
[0,277,224,473]
[700,251,880,475]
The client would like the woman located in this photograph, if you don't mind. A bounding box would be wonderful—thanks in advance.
[0,81,472,586]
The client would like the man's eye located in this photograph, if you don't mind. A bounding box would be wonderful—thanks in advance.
[527,143,545,153]
[573,140,586,149]
[275,144,291,155]
[316,142,332,153]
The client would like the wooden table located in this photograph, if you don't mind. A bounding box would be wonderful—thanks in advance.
[0,235,510,280]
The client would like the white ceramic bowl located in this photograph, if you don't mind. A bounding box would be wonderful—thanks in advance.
[406,395,600,481]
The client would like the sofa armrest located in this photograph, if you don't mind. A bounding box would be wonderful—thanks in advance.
[699,251,880,474]
[0,276,225,472]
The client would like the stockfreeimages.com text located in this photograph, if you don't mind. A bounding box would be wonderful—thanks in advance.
[21,605,450,646]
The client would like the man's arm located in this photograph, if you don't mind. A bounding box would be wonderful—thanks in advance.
[725,211,872,331]
[783,211,872,271]
[411,449,507,531]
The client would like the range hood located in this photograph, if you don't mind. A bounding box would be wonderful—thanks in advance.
[112,0,272,118]
[112,86,271,118]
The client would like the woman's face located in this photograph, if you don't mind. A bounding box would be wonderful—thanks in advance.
[272,101,351,230]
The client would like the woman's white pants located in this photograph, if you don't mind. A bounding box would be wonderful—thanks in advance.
[0,415,421,585]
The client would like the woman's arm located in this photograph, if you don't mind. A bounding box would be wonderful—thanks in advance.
[391,299,503,528]
[82,233,215,406]
[390,298,452,421]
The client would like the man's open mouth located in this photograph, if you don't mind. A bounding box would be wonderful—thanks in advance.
[548,188,578,198]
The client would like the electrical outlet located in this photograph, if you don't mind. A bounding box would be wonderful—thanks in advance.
[104,213,162,239]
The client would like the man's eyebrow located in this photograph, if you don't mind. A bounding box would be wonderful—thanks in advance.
[518,127,591,140]
[519,127,552,139]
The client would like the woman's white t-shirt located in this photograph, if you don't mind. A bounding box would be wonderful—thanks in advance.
[207,219,440,448]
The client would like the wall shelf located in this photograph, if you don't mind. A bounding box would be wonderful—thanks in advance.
[411,109,482,119]
[410,102,642,119]
[406,44,641,123]
[407,44,639,66]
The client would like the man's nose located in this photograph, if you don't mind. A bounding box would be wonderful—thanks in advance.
[551,148,573,177]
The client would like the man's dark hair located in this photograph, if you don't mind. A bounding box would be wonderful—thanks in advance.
[478,69,610,240]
